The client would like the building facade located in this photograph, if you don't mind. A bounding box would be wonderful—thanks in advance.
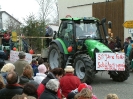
[0,11,21,31]
[58,0,133,41]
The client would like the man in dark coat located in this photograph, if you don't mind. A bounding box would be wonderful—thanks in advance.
[45,25,53,47]
[37,68,64,99]
[40,79,59,99]
[0,71,23,99]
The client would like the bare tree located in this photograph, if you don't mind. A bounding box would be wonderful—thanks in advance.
[51,0,59,25]
[4,18,21,34]
[36,0,59,24]
[36,0,54,21]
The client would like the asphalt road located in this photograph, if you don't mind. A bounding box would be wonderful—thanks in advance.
[5,60,133,99]
[91,71,133,99]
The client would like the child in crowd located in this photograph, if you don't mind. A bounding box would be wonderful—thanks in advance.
[30,59,38,76]
[34,64,47,84]
[104,93,119,99]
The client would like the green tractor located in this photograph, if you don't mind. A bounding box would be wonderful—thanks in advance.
[48,17,130,84]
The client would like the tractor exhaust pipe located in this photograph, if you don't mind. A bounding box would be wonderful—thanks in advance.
[101,18,108,37]
[101,18,108,44]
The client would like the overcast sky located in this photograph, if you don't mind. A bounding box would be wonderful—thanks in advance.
[0,0,40,23]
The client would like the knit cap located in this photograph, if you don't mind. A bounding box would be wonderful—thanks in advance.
[78,83,92,92]
[38,64,47,73]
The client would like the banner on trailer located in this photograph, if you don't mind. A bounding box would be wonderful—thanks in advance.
[10,50,32,64]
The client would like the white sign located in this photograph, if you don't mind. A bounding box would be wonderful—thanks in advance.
[128,28,133,33]
[96,53,125,71]
[10,50,32,64]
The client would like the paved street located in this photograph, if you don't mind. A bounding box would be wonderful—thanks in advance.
[91,71,133,99]
[5,60,133,99]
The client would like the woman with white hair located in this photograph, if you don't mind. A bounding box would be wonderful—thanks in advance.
[0,63,15,84]
[39,79,60,99]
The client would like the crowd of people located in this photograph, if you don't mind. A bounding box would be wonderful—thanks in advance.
[108,36,133,71]
[0,51,120,99]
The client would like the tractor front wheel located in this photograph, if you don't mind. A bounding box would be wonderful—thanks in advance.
[74,54,95,84]
[48,43,64,69]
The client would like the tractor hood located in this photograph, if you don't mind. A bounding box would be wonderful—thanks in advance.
[85,39,112,58]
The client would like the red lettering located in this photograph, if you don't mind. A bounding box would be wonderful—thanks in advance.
[116,54,125,59]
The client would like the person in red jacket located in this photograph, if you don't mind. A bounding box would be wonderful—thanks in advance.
[60,66,81,98]
[3,31,10,43]
[37,68,64,99]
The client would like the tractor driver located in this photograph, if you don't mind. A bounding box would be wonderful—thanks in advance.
[76,24,83,38]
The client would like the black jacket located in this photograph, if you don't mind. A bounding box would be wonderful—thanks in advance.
[0,84,23,99]
[40,88,58,99]
[41,72,56,85]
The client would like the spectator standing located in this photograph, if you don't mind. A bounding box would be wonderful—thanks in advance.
[74,88,93,99]
[22,83,37,98]
[0,50,6,67]
[108,38,115,51]
[128,36,133,43]
[40,79,59,99]
[37,68,64,98]
[126,43,133,57]
[0,74,5,89]
[0,71,23,99]
[19,65,38,88]
[114,36,122,51]
[34,64,47,84]
[67,83,97,99]
[30,59,38,76]
[45,25,53,47]
[123,37,129,54]
[12,95,36,99]
[14,51,30,76]
[129,44,133,71]
[60,66,81,98]
[12,95,26,99]
[33,57,44,76]
[104,93,119,99]
[0,63,15,84]
[3,30,10,44]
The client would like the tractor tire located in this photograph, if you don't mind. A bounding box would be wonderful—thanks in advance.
[108,56,130,82]
[74,54,95,84]
[48,43,64,69]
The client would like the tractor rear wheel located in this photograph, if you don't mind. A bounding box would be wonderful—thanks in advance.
[48,43,64,69]
[108,56,130,82]
[74,54,95,84]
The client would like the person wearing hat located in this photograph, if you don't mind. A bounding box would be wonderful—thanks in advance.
[13,51,30,76]
[34,64,47,84]
[67,83,98,99]
[60,66,81,98]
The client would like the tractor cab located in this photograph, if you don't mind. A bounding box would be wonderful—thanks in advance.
[56,17,108,54]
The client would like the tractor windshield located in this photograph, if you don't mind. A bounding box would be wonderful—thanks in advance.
[76,22,100,39]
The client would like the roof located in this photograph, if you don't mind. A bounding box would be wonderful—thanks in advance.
[0,11,21,24]
[60,17,100,21]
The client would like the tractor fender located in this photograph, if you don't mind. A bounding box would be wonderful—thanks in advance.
[50,40,64,53]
